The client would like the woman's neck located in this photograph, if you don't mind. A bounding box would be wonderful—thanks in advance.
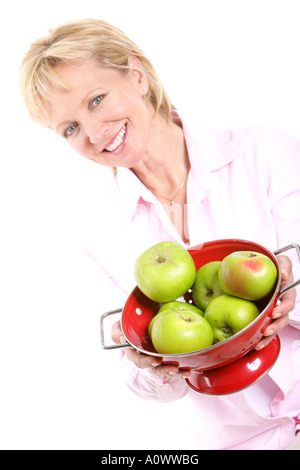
[131,111,190,244]
[131,111,190,199]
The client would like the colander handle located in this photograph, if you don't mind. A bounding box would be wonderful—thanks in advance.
[273,243,300,298]
[100,308,132,350]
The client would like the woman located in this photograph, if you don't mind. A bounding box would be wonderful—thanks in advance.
[19,18,300,449]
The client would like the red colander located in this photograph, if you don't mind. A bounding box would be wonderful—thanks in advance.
[100,239,300,394]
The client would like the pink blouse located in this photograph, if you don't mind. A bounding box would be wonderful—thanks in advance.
[81,113,300,449]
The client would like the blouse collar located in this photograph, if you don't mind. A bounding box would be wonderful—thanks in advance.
[114,111,241,221]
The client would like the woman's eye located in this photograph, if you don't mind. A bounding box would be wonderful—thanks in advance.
[64,123,78,138]
[90,95,104,109]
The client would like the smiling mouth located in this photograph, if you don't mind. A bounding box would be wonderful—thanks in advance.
[104,124,127,152]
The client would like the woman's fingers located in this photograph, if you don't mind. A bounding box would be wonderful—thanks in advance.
[255,254,296,350]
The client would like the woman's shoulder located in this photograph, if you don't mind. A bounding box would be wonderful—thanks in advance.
[181,110,299,167]
[220,125,300,156]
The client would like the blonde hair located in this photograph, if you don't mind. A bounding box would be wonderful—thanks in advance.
[19,18,174,127]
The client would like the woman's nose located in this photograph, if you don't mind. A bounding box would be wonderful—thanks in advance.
[85,122,109,144]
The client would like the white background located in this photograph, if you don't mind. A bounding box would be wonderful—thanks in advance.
[1,0,300,450]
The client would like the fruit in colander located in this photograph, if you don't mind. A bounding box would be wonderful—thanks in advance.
[149,300,213,354]
[218,251,277,301]
[134,241,196,303]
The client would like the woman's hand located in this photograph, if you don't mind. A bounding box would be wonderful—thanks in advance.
[111,320,191,379]
[255,255,296,350]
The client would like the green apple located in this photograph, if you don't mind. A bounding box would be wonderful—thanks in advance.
[192,261,225,311]
[218,251,277,301]
[204,294,260,343]
[134,241,196,302]
[149,302,213,354]
[148,300,204,337]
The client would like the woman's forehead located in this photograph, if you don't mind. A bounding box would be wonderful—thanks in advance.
[52,58,124,88]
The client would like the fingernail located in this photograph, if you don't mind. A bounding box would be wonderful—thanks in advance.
[265,329,274,337]
[151,362,159,367]
[181,373,191,379]
[168,370,176,376]
[272,312,282,319]
[255,343,265,351]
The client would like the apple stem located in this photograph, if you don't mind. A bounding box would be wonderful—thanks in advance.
[222,325,232,334]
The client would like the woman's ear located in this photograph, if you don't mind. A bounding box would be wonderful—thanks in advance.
[127,56,149,95]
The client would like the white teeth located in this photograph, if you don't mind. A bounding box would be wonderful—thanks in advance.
[105,124,126,152]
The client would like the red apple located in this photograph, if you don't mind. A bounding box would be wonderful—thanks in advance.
[218,251,277,301]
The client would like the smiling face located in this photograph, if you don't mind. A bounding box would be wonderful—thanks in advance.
[46,57,154,168]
